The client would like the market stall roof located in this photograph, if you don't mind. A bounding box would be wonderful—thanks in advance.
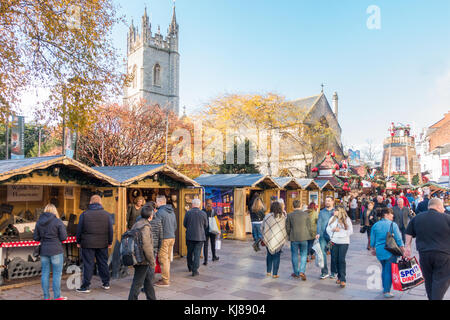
[417,181,449,192]
[315,176,344,188]
[273,177,302,189]
[93,164,199,187]
[195,174,280,189]
[315,179,335,191]
[294,178,320,190]
[0,155,118,185]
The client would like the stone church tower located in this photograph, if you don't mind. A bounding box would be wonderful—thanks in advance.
[123,6,180,115]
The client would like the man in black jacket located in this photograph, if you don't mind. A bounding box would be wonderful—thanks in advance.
[183,198,208,276]
[405,198,450,300]
[373,195,387,221]
[76,195,113,293]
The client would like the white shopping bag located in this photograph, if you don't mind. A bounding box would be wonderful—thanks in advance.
[312,239,324,269]
[215,239,222,250]
[209,217,220,235]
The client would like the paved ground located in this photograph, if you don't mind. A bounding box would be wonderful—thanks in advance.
[0,225,448,300]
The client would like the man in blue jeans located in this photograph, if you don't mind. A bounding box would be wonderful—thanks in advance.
[286,200,314,280]
[316,196,335,279]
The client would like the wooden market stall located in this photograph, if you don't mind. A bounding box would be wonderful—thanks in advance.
[93,164,201,257]
[315,179,336,209]
[194,174,281,241]
[273,177,303,213]
[417,182,449,195]
[0,156,119,285]
[295,179,321,209]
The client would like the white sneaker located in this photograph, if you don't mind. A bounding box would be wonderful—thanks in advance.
[320,274,330,280]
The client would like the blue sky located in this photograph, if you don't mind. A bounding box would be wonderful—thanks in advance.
[23,0,450,154]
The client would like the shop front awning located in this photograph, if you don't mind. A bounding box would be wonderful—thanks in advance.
[195,174,280,189]
[93,164,199,187]
[0,156,118,186]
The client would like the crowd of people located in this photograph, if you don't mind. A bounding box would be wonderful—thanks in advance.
[248,189,449,299]
[32,187,449,300]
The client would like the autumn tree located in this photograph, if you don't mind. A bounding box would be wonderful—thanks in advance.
[201,93,336,176]
[77,102,189,167]
[0,0,126,130]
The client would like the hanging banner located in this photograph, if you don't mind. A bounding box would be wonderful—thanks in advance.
[10,115,25,159]
[7,185,43,202]
[65,128,77,159]
[442,159,449,176]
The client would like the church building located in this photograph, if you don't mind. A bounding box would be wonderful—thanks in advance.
[258,91,344,177]
[123,6,180,115]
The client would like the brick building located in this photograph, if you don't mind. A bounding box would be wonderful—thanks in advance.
[416,112,450,185]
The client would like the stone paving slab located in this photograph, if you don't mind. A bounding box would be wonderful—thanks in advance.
[0,227,449,300]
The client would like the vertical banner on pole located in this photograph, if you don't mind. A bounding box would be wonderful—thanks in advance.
[10,115,25,159]
[442,159,449,176]
[65,128,77,159]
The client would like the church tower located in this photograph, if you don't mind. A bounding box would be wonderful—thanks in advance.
[123,5,180,115]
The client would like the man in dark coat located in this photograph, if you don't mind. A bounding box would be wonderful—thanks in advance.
[392,198,411,243]
[183,198,208,276]
[416,194,430,214]
[76,195,113,293]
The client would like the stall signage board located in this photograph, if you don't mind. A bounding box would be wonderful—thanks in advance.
[7,185,43,202]
[386,182,397,190]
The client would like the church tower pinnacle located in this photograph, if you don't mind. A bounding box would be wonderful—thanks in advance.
[123,5,180,115]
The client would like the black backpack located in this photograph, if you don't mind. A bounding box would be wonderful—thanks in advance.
[119,226,146,266]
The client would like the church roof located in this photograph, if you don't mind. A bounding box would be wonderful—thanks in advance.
[291,94,322,113]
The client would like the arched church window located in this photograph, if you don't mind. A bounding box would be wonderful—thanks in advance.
[153,63,161,87]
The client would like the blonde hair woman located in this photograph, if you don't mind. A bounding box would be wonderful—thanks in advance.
[325,205,353,288]
[127,196,145,230]
[33,204,68,300]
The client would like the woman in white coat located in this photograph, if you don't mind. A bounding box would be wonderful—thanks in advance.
[326,205,353,288]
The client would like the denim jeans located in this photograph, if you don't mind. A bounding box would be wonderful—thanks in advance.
[330,243,349,282]
[319,237,329,275]
[40,253,64,300]
[307,239,315,256]
[350,208,357,221]
[252,223,263,242]
[291,241,308,276]
[266,248,281,276]
[128,265,156,300]
[379,254,398,293]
